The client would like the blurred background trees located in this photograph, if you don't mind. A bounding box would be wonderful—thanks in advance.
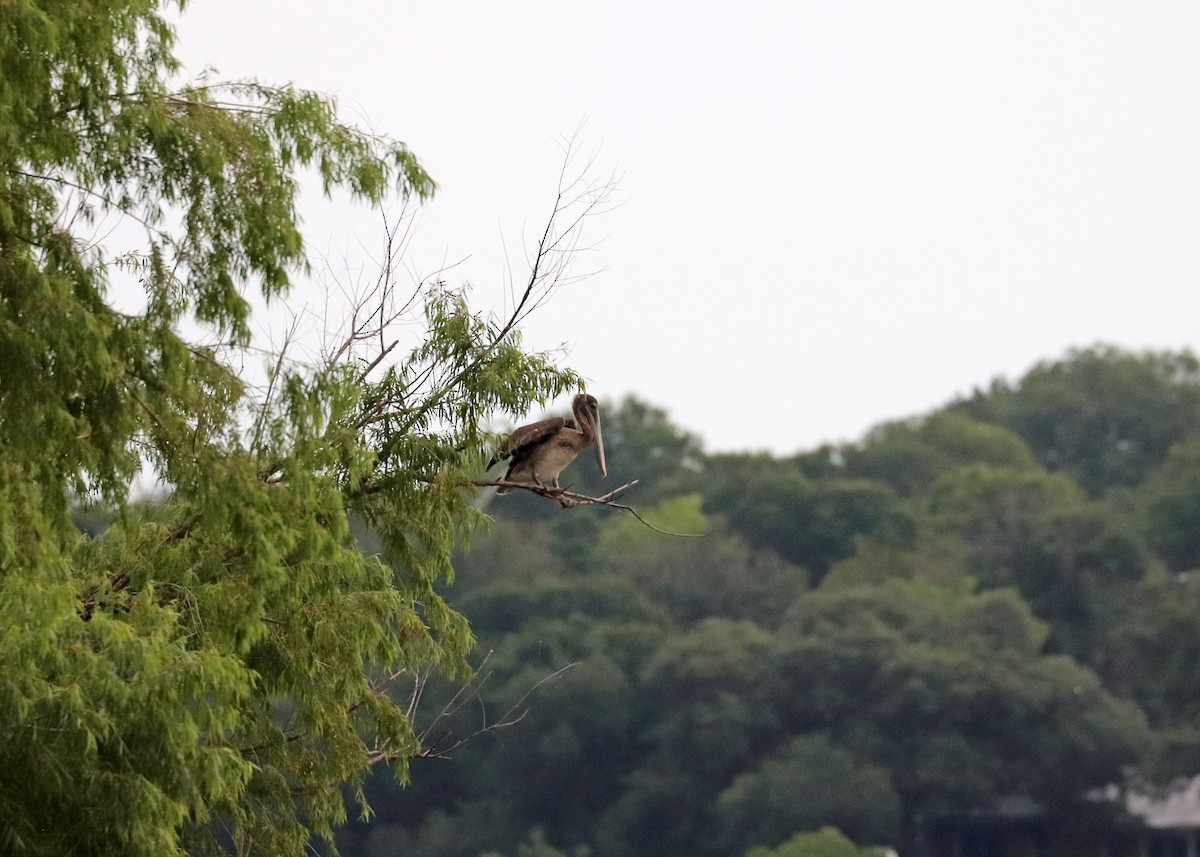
[336,345,1200,857]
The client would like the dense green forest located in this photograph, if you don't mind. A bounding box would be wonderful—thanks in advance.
[336,345,1200,857]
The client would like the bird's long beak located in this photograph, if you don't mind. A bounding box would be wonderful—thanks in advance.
[594,416,607,478]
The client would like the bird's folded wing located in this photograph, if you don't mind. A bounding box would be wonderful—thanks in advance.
[488,417,567,469]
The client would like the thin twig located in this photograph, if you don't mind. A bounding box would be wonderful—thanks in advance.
[252,312,302,452]
[392,134,618,438]
[417,661,580,760]
[6,168,169,238]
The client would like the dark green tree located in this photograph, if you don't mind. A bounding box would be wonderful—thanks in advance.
[715,735,900,851]
[956,345,1200,495]
[599,496,807,626]
[480,828,588,857]
[341,519,668,857]
[331,366,1190,857]
[703,458,913,583]
[1137,435,1200,572]
[639,619,785,783]
[844,410,1037,497]
[927,464,1149,659]
[1103,574,1200,776]
[745,828,886,857]
[780,581,1149,855]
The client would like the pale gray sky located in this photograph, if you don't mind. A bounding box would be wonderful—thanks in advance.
[172,2,1200,454]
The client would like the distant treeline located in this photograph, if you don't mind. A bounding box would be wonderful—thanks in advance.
[336,345,1200,857]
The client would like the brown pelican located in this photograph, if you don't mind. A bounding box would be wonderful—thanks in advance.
[488,393,607,494]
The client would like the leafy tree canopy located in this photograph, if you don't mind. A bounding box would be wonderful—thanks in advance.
[956,345,1200,495]
[927,464,1150,658]
[716,735,899,850]
[781,580,1148,829]
[1137,435,1200,572]
[745,827,886,857]
[845,411,1037,497]
[703,458,913,582]
[0,1,579,853]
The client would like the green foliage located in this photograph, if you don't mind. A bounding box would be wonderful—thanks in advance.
[639,619,785,783]
[336,345,1200,857]
[1104,574,1200,775]
[0,2,578,854]
[14,7,1198,857]
[845,410,1037,496]
[716,736,899,849]
[480,828,589,857]
[928,464,1150,657]
[598,493,707,549]
[745,827,885,857]
[602,506,808,626]
[820,539,972,593]
[956,345,1200,495]
[704,457,913,582]
[1137,435,1200,572]
[781,581,1148,818]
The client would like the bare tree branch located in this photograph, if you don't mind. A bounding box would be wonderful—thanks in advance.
[473,478,706,537]
[499,130,621,343]
[389,133,620,438]
[413,656,580,760]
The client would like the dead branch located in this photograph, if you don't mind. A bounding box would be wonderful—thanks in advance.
[305,132,619,448]
[352,472,703,537]
[498,130,621,337]
[472,478,705,537]
[392,133,620,437]
[340,652,580,768]
[320,199,435,375]
[413,656,580,760]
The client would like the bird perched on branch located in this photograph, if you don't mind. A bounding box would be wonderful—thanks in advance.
[488,393,607,494]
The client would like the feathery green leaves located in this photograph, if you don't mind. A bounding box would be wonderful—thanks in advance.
[0,2,574,854]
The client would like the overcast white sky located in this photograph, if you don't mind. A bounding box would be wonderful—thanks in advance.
[171,2,1200,455]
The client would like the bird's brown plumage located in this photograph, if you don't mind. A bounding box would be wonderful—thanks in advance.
[488,394,606,494]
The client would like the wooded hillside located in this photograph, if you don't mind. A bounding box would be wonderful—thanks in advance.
[337,345,1200,857]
